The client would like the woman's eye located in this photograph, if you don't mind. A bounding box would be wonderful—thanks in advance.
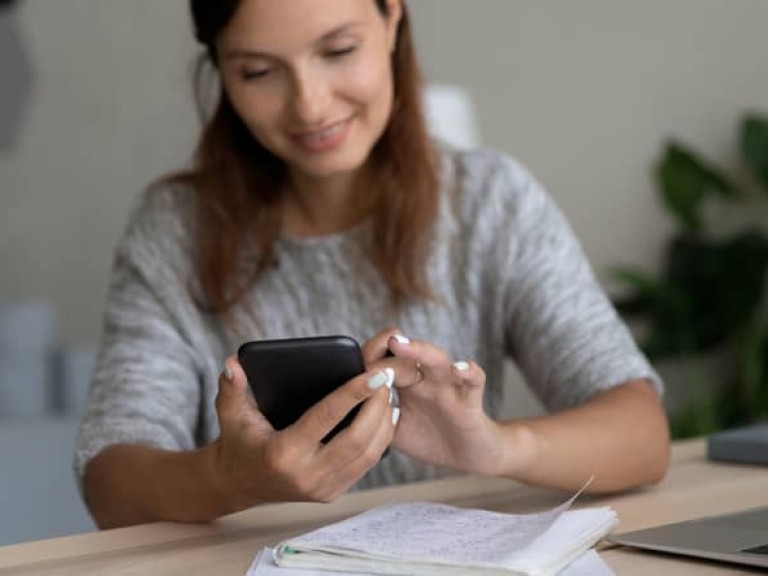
[240,68,271,81]
[325,46,357,58]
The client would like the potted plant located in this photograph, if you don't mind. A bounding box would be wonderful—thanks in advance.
[611,112,768,438]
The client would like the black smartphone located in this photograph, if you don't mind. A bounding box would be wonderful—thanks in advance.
[237,335,366,443]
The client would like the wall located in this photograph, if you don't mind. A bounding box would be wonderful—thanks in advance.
[0,2,199,543]
[409,0,768,273]
[0,1,199,345]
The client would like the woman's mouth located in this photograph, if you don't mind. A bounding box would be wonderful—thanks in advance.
[291,117,352,153]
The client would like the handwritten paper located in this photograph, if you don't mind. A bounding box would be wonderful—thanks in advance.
[254,489,617,576]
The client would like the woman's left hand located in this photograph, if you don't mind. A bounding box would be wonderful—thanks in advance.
[361,329,507,477]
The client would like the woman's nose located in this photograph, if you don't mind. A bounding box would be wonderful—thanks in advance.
[290,68,331,125]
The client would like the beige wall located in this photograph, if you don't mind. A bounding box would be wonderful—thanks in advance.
[409,0,768,266]
[1,1,768,345]
[0,2,198,344]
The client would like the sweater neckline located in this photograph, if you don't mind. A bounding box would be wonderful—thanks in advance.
[277,218,370,250]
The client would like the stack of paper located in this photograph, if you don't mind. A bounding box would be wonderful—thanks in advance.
[247,496,617,576]
[248,548,614,576]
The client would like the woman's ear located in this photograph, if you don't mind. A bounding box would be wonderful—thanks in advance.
[385,0,403,53]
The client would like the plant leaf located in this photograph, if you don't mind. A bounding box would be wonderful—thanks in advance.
[759,331,768,418]
[669,391,720,439]
[609,266,696,359]
[742,319,766,418]
[656,142,740,232]
[609,268,665,298]
[662,232,768,350]
[741,113,768,191]
[720,230,768,329]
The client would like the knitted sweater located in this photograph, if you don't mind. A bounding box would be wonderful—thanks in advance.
[76,145,661,489]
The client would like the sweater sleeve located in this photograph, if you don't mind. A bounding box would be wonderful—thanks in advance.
[491,157,662,411]
[74,188,203,488]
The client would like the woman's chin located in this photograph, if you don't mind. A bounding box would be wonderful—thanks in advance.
[288,151,371,182]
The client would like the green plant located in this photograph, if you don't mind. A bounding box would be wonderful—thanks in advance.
[611,112,768,438]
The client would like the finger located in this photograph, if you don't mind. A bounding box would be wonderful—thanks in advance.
[452,360,486,387]
[294,385,396,503]
[292,367,395,444]
[385,335,453,386]
[215,356,272,434]
[319,382,394,468]
[361,326,402,365]
[451,360,487,408]
[314,393,398,500]
[404,361,425,388]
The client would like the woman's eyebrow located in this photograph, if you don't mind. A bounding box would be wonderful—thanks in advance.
[223,21,365,61]
[316,21,365,43]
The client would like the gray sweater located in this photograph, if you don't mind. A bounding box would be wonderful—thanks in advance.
[75,145,661,489]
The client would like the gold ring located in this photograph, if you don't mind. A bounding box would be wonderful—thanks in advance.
[414,362,424,384]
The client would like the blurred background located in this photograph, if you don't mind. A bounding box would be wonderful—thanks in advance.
[1,0,767,546]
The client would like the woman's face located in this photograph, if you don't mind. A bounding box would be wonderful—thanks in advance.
[218,0,402,183]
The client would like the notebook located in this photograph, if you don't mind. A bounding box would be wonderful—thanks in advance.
[247,548,615,576]
[608,506,768,568]
[253,493,618,576]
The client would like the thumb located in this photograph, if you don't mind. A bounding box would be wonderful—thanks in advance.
[216,356,272,433]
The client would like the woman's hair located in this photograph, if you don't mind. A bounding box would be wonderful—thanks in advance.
[171,0,438,317]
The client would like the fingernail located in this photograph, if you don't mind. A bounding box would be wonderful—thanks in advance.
[454,361,469,372]
[368,370,389,390]
[384,367,395,388]
[389,386,400,407]
[391,334,410,344]
[392,407,401,426]
[223,360,234,381]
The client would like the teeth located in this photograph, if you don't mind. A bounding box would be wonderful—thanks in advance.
[304,122,345,143]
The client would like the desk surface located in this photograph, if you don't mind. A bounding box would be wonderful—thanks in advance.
[0,439,766,575]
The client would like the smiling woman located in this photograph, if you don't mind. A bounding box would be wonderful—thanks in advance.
[76,0,669,530]
[187,0,436,313]
[219,1,396,171]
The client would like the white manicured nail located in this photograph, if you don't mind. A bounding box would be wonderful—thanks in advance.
[368,370,389,390]
[392,407,401,426]
[453,361,469,372]
[392,334,410,344]
[384,367,395,388]
[223,361,234,381]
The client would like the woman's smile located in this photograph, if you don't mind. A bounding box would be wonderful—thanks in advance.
[290,116,354,154]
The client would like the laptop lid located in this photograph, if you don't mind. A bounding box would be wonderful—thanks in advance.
[608,506,768,568]
[707,422,768,465]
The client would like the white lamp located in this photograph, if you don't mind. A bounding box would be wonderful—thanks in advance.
[423,84,481,150]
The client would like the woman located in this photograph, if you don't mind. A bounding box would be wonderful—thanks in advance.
[76,0,670,529]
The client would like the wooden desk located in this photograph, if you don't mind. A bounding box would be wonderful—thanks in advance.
[0,439,766,575]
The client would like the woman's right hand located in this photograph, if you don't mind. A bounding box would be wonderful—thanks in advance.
[210,356,397,510]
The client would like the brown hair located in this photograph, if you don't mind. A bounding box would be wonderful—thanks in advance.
[171,0,438,317]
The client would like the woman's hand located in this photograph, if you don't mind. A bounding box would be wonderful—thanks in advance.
[362,329,506,477]
[211,355,397,509]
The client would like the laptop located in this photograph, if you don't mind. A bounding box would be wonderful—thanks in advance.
[608,506,768,568]
[707,422,768,465]
[609,423,768,567]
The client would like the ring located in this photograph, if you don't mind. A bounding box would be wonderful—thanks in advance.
[414,362,424,384]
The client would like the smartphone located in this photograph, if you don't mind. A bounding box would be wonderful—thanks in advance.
[237,335,366,443]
